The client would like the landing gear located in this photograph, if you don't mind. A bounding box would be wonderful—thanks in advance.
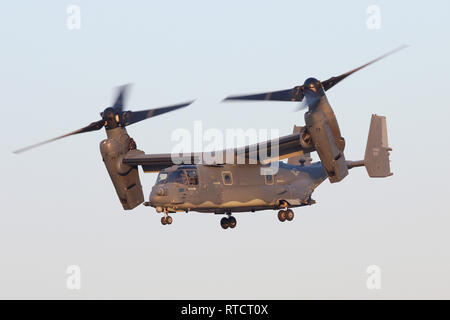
[278,210,287,222]
[286,209,294,221]
[220,215,237,230]
[228,216,237,228]
[220,217,229,229]
[161,214,173,225]
[278,209,294,222]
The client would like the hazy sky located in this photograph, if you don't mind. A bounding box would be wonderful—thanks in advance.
[1,0,449,299]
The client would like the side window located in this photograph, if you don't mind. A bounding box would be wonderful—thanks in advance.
[265,174,274,185]
[186,169,199,185]
[221,171,233,185]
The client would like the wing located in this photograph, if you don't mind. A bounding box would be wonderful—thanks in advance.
[122,132,312,172]
[123,153,202,172]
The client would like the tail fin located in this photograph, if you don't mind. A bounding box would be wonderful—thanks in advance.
[364,114,393,177]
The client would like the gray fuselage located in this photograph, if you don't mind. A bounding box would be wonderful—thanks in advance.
[149,162,328,214]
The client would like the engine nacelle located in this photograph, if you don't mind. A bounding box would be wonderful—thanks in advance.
[100,127,144,210]
[304,96,348,183]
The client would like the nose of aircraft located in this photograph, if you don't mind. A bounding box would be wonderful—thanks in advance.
[149,185,167,205]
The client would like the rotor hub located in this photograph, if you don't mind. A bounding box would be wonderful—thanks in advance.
[303,78,323,94]
[102,107,120,129]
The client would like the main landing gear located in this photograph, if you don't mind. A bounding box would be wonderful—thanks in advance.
[278,209,294,223]
[220,215,237,230]
[161,214,173,225]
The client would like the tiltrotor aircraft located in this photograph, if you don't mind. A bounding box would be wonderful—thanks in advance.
[15,47,405,229]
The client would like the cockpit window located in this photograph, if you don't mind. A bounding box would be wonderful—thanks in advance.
[157,169,198,185]
[157,172,168,184]
[167,170,188,185]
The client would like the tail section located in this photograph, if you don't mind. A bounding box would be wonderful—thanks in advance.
[364,114,393,177]
[347,114,393,177]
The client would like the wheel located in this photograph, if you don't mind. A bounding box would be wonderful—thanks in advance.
[228,216,237,228]
[220,217,229,229]
[166,216,173,225]
[286,209,294,221]
[161,216,167,225]
[278,210,287,222]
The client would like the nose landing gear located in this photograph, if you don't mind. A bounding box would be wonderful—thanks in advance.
[161,213,173,225]
[278,209,294,222]
[220,215,237,230]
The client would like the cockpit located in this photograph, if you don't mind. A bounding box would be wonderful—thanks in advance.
[156,168,199,185]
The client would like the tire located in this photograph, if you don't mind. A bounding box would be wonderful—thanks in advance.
[286,209,294,221]
[161,216,167,225]
[220,217,229,229]
[166,216,173,225]
[278,210,287,222]
[228,216,237,228]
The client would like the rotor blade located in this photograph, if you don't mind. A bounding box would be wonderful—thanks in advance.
[293,101,308,112]
[13,119,105,154]
[224,86,304,102]
[121,101,194,127]
[112,84,131,112]
[322,45,408,91]
[294,93,320,112]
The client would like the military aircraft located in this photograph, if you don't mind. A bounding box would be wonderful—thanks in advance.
[15,46,405,229]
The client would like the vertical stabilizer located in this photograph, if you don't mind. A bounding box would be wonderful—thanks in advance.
[364,114,393,177]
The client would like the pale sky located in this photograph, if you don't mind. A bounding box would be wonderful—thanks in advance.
[0,0,449,299]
